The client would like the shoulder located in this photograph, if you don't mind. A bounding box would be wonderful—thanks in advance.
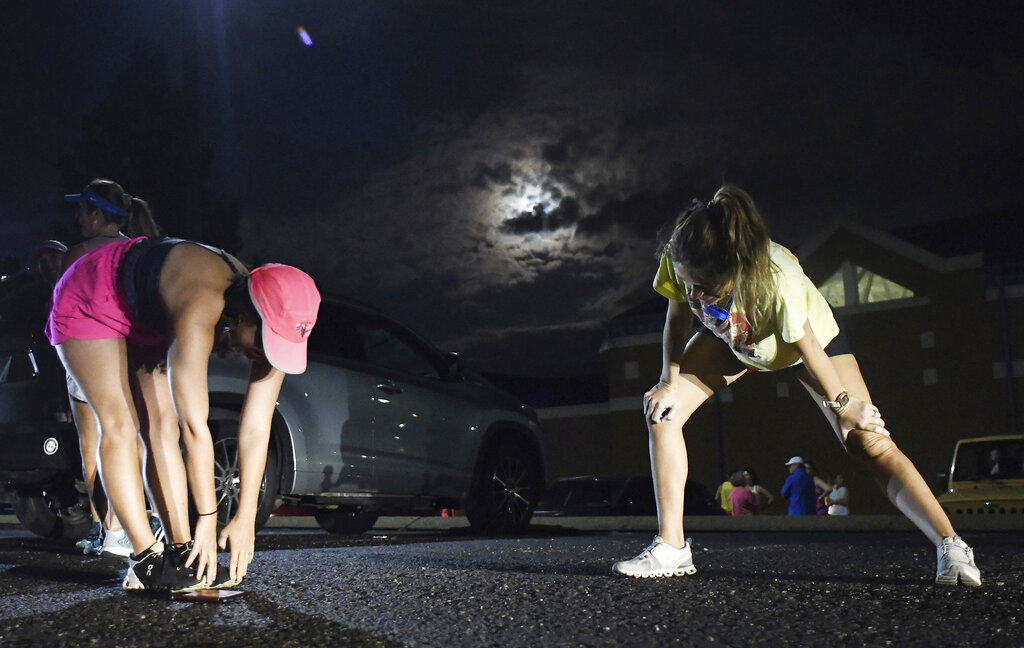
[62,240,103,270]
[768,242,806,277]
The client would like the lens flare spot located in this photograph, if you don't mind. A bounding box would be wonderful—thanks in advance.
[296,26,313,47]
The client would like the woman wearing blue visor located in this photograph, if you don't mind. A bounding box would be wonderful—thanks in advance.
[611,184,980,587]
[62,179,162,559]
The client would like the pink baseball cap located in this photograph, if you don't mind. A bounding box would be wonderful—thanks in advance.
[248,264,321,374]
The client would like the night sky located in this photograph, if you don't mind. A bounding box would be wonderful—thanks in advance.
[3,1,1022,378]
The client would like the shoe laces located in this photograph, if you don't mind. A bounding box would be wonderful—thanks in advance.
[941,536,972,560]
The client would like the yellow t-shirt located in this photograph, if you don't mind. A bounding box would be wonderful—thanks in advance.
[719,480,734,514]
[653,241,839,371]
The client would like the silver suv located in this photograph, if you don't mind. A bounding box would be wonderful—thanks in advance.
[206,296,546,535]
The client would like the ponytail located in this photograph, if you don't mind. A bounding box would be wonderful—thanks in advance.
[125,196,162,237]
[710,185,776,337]
[663,184,777,337]
[81,178,162,237]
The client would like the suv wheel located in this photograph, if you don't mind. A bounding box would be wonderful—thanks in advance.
[465,442,541,535]
[313,507,380,535]
[191,419,281,533]
[14,489,92,539]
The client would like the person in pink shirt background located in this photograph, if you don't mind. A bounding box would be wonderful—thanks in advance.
[727,471,758,516]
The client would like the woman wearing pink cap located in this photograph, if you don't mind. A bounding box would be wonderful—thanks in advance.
[47,219,321,595]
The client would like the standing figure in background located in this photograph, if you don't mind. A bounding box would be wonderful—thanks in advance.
[826,474,850,516]
[727,470,758,516]
[714,476,735,515]
[803,460,831,516]
[781,457,817,516]
[743,467,774,510]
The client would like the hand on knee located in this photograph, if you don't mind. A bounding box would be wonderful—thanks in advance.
[844,427,897,461]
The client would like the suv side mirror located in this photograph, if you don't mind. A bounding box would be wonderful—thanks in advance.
[934,472,948,494]
[443,352,464,381]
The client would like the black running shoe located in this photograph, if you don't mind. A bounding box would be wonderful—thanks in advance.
[122,542,206,594]
[122,542,166,592]
[162,542,210,593]
[169,542,241,589]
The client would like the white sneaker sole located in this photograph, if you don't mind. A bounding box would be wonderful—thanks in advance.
[122,568,144,591]
[613,565,697,578]
[936,565,982,587]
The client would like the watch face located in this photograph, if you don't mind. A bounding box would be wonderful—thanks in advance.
[825,392,849,409]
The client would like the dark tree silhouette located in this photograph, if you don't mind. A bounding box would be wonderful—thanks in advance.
[58,47,240,252]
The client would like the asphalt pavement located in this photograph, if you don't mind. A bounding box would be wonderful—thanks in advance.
[0,516,1022,648]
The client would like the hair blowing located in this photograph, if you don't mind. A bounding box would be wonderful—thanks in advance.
[84,178,162,237]
[663,184,777,337]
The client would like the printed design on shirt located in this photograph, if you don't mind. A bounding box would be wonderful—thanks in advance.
[728,313,756,358]
[689,302,758,359]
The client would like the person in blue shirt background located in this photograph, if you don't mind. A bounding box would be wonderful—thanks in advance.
[781,456,817,515]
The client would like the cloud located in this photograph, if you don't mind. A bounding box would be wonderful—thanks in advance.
[499,196,580,235]
[239,2,1024,377]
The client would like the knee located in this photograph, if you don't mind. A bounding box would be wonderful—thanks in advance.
[647,417,687,440]
[844,428,898,461]
[147,416,181,445]
[96,414,139,448]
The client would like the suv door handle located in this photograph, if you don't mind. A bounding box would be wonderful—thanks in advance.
[376,381,403,394]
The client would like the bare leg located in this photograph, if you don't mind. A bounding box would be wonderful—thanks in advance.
[58,339,157,554]
[70,397,106,527]
[130,347,191,545]
[796,354,955,545]
[650,333,746,548]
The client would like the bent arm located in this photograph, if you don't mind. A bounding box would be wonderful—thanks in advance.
[814,476,831,493]
[793,320,888,440]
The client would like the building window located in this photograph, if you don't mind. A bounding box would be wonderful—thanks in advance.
[818,261,914,308]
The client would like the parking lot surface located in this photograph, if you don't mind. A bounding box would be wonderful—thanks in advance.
[0,521,1021,648]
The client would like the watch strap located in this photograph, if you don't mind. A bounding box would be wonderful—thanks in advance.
[823,390,849,410]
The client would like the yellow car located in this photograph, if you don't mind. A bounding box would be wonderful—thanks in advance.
[937,435,1024,515]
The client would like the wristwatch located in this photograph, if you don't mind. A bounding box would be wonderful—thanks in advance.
[823,390,850,411]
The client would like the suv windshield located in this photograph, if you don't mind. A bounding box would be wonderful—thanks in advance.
[951,439,1024,481]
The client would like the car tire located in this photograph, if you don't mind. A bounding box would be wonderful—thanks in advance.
[465,441,541,535]
[13,492,92,539]
[313,507,380,535]
[193,419,281,533]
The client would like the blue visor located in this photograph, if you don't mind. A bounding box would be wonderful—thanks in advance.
[64,186,127,218]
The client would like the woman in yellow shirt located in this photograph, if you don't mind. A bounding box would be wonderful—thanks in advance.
[611,184,979,587]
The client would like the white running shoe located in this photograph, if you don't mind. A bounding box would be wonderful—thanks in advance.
[100,528,133,559]
[613,536,696,578]
[935,536,981,587]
